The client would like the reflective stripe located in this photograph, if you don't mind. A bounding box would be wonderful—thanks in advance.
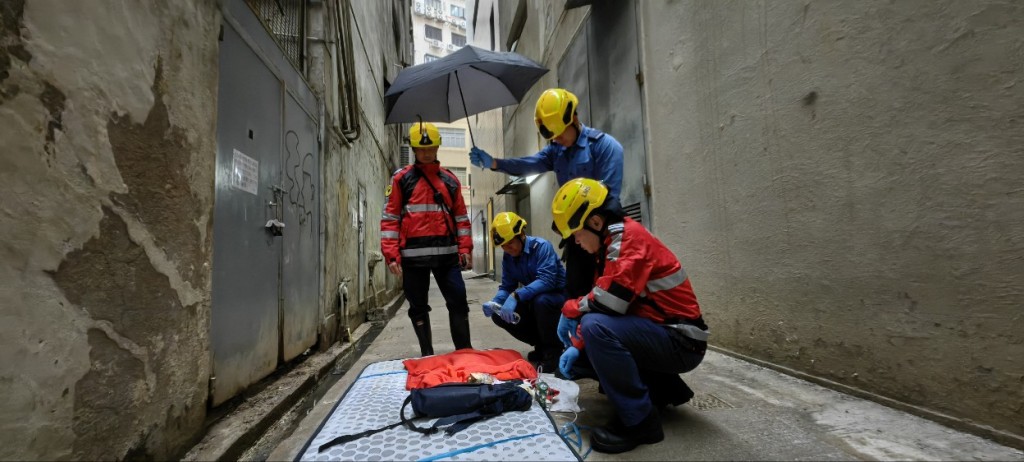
[607,223,624,234]
[455,215,470,223]
[405,204,443,213]
[607,232,623,260]
[382,213,400,221]
[382,231,400,239]
[647,269,687,293]
[579,297,591,313]
[668,323,710,342]
[592,286,629,314]
[457,228,471,236]
[400,245,458,257]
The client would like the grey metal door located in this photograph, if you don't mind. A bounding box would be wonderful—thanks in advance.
[280,93,320,361]
[211,0,323,404]
[559,0,651,225]
[211,22,282,406]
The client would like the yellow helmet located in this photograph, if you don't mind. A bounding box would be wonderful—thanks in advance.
[491,212,527,246]
[409,121,441,147]
[534,88,578,140]
[551,178,608,239]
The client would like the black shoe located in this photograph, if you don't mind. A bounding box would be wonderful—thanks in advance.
[590,409,664,454]
[526,348,543,362]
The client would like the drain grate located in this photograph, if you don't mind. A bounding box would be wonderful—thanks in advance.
[688,393,735,410]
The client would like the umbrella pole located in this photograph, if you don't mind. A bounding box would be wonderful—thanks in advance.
[454,70,476,147]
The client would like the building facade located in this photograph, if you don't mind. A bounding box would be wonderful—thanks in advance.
[0,0,410,459]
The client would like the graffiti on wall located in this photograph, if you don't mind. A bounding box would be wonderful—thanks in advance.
[284,130,316,238]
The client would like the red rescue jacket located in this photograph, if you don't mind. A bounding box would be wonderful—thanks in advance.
[563,217,707,348]
[381,161,472,266]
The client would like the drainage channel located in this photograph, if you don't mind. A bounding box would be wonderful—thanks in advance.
[239,295,402,462]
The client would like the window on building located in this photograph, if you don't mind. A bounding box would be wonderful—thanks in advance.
[451,33,466,47]
[423,54,440,63]
[448,167,468,186]
[425,24,442,40]
[450,5,465,18]
[246,0,305,71]
[438,127,466,148]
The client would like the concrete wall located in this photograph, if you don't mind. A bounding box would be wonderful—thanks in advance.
[488,0,1023,445]
[313,0,409,330]
[636,0,1023,442]
[0,0,219,459]
[0,0,412,458]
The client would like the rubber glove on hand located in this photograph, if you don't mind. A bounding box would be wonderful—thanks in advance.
[469,147,494,169]
[482,301,500,318]
[499,295,518,323]
[559,347,579,379]
[556,315,580,348]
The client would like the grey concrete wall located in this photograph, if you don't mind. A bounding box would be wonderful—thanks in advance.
[637,0,1024,440]
[314,0,407,332]
[0,0,219,459]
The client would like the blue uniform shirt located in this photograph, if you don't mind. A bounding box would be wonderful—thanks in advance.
[493,236,566,304]
[494,124,624,201]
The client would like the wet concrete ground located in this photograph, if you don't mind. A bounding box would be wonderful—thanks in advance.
[268,272,1024,461]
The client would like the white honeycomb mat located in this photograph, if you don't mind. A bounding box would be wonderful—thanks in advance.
[296,360,580,461]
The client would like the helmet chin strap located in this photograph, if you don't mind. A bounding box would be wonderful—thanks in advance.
[583,223,603,238]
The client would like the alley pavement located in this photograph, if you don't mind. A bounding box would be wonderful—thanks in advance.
[269,273,1024,461]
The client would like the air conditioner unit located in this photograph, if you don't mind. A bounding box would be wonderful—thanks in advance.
[414,1,424,14]
[426,38,441,48]
[446,43,457,51]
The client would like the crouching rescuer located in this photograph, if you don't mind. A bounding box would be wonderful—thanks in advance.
[551,178,710,454]
[483,212,567,372]
[381,121,474,356]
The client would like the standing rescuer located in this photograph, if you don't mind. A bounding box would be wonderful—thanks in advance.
[381,121,474,356]
[468,88,624,301]
[551,178,710,454]
[483,212,567,372]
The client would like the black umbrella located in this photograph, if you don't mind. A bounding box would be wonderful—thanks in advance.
[385,45,548,146]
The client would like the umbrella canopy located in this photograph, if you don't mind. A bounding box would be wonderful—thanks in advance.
[385,45,548,124]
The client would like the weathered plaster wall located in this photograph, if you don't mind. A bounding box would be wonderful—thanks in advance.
[638,0,1023,439]
[0,0,219,459]
[313,0,407,332]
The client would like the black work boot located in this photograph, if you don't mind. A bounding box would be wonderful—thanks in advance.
[590,408,664,454]
[411,315,434,356]
[449,312,473,350]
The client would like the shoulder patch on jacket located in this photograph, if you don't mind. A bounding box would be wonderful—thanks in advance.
[385,184,392,197]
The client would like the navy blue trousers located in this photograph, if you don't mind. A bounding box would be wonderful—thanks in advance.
[571,313,705,426]
[402,263,469,319]
[490,291,566,359]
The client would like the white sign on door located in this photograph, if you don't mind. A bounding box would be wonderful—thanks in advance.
[231,149,259,195]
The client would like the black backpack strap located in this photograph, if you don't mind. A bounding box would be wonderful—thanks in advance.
[318,395,417,452]
[430,410,501,436]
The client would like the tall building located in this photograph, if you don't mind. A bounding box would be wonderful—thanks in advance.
[409,0,472,207]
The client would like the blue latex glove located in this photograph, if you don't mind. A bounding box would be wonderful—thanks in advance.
[469,147,494,169]
[499,295,518,323]
[482,301,500,318]
[556,315,580,348]
[559,347,579,379]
